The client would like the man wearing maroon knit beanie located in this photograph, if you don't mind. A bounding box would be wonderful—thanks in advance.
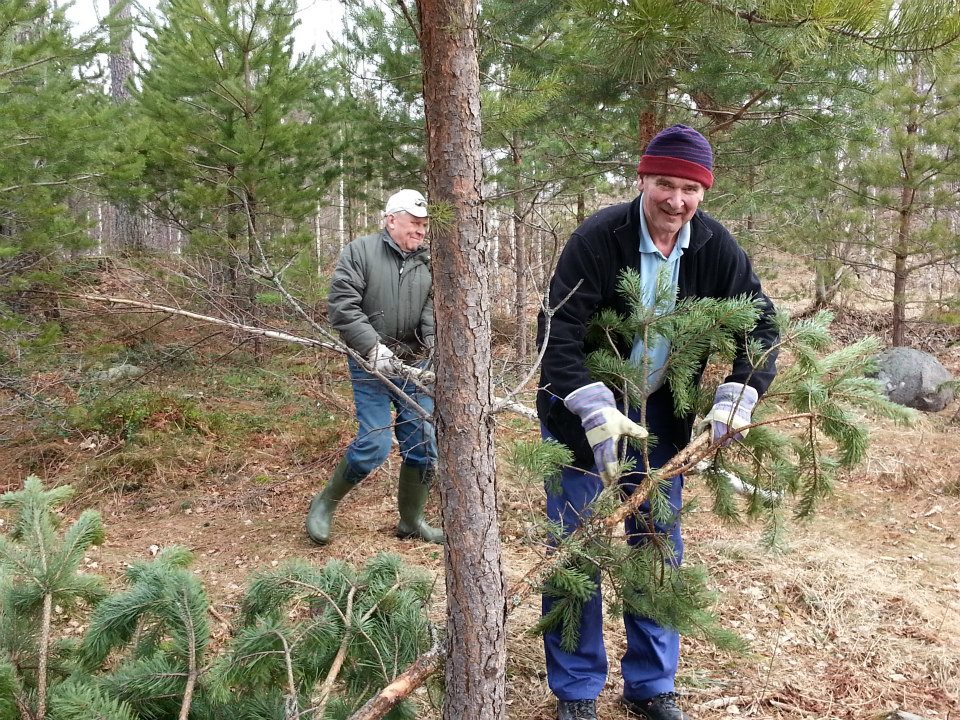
[535,125,779,720]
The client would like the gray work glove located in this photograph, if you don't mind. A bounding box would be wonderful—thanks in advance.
[564,381,648,482]
[698,381,758,446]
[405,365,436,385]
[368,343,402,376]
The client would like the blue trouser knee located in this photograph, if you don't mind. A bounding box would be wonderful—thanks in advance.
[542,392,685,702]
[344,358,437,476]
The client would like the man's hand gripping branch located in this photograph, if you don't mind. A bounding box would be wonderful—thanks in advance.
[564,381,649,482]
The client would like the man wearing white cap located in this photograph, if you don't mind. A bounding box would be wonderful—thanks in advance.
[306,189,443,545]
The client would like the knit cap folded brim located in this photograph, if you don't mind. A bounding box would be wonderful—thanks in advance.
[637,124,714,189]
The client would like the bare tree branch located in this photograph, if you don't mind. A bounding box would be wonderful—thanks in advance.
[490,280,582,415]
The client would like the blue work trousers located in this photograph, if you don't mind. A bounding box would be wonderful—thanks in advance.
[343,357,437,477]
[542,390,685,703]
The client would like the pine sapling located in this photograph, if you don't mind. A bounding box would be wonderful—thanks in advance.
[0,477,107,720]
[517,268,915,652]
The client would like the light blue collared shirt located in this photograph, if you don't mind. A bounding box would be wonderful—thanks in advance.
[629,196,690,391]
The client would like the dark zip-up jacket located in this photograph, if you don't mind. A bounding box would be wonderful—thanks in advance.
[328,230,434,361]
[536,194,779,465]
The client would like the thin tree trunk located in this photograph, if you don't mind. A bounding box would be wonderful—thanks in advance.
[245,189,263,361]
[513,165,528,359]
[108,0,144,253]
[418,1,506,718]
[893,62,920,347]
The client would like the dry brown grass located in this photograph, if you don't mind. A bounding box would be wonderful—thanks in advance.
[3,263,959,720]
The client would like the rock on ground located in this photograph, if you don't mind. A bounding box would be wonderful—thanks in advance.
[873,347,955,412]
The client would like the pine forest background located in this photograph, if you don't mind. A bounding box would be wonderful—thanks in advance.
[2,1,960,719]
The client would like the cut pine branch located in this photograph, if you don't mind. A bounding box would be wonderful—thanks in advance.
[346,416,810,720]
[348,629,443,720]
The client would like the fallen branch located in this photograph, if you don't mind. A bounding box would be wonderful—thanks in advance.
[71,292,339,351]
[348,625,443,720]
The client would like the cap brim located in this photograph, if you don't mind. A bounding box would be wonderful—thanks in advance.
[386,206,429,218]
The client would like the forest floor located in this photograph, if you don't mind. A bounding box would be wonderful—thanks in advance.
[1,261,959,720]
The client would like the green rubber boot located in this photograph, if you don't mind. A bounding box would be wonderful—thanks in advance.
[396,464,444,544]
[306,459,360,545]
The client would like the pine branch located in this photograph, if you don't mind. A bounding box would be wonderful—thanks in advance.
[313,585,356,719]
[176,587,199,720]
[0,657,20,720]
[47,680,136,720]
[347,625,441,720]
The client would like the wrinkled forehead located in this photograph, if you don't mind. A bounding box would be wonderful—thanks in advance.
[641,174,705,192]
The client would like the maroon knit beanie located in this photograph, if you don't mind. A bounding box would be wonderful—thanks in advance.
[637,124,714,189]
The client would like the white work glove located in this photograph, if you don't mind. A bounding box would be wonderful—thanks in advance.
[699,382,758,447]
[368,343,402,376]
[564,382,649,482]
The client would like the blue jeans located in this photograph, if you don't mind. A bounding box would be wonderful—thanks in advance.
[542,390,685,702]
[343,357,437,478]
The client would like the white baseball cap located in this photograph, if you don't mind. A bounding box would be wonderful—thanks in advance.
[384,189,429,218]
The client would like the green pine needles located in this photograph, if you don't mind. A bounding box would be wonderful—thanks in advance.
[0,478,435,720]
[525,268,915,653]
[585,267,765,417]
[0,477,107,720]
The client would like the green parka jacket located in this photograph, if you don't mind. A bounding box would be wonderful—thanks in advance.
[327,230,434,361]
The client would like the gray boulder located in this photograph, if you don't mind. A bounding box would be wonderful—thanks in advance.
[873,347,955,412]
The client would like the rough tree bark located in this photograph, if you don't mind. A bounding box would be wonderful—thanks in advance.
[893,143,916,347]
[418,0,507,718]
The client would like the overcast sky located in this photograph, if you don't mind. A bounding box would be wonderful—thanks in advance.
[64,0,345,56]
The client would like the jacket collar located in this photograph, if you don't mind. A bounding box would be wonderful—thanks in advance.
[380,229,430,263]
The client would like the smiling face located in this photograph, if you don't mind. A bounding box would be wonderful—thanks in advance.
[638,174,705,244]
[385,211,429,252]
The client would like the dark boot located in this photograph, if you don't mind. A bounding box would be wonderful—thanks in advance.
[306,459,362,545]
[557,699,597,720]
[623,693,690,720]
[396,463,444,544]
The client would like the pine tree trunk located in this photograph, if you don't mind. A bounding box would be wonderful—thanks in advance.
[639,107,659,156]
[108,0,144,253]
[418,1,506,718]
[891,215,910,347]
[245,189,263,361]
[892,63,920,348]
